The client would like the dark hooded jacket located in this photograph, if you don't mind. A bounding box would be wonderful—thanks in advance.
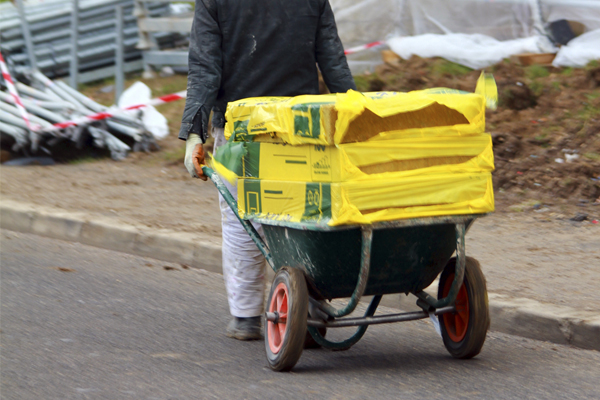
[179,0,356,142]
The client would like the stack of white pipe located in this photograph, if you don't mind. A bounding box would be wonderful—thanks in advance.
[0,70,153,160]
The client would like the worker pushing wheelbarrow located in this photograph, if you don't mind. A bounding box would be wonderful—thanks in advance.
[188,71,497,372]
[179,0,497,372]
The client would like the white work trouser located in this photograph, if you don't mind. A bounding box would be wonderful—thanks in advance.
[214,128,266,318]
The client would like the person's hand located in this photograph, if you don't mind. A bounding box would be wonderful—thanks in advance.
[184,133,207,180]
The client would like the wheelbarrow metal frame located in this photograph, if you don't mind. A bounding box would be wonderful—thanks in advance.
[203,166,481,350]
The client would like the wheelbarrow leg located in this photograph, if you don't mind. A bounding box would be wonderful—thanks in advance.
[307,295,382,351]
[415,223,466,310]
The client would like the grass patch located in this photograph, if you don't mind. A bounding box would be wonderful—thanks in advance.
[583,152,600,161]
[561,67,574,76]
[525,65,550,80]
[551,81,561,91]
[585,92,600,100]
[354,75,372,92]
[578,104,600,121]
[430,60,472,77]
[530,81,545,97]
[586,60,599,69]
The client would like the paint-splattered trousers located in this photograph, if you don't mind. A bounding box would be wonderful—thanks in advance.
[214,127,266,318]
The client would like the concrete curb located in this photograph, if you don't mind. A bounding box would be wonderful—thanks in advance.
[1,199,598,352]
[0,199,223,274]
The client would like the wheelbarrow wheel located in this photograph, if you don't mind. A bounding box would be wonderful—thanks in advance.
[265,267,308,371]
[438,256,490,359]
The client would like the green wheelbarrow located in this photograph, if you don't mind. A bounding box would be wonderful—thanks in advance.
[203,166,490,372]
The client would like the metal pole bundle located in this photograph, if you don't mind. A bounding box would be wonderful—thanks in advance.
[1,66,158,161]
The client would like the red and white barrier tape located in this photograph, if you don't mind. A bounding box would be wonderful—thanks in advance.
[44,90,187,132]
[344,40,386,55]
[0,52,40,131]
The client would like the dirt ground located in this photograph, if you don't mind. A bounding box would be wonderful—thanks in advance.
[1,57,599,311]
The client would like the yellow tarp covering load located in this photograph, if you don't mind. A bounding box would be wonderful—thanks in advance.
[224,73,497,145]
[212,73,497,226]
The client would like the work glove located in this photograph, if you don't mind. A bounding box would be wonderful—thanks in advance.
[184,133,207,181]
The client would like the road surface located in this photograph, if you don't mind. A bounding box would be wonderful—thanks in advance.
[2,230,599,399]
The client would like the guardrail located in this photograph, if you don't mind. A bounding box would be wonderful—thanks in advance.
[134,0,193,72]
[0,0,178,84]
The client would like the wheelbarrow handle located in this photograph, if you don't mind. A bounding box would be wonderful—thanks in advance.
[201,166,274,268]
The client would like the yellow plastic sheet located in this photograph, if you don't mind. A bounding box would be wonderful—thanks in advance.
[215,73,497,225]
[224,72,497,145]
[213,132,493,183]
[237,172,493,226]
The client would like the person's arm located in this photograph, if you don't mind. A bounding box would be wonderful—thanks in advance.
[315,0,356,93]
[179,0,222,143]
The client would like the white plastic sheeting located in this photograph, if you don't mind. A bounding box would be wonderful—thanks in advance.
[553,29,600,67]
[118,81,169,140]
[387,34,556,70]
[331,0,405,73]
[331,0,600,72]
[546,2,600,34]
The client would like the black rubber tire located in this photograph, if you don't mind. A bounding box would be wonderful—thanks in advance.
[265,267,309,371]
[303,327,327,349]
[438,256,490,359]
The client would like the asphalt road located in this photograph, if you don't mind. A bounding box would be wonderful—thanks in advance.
[2,229,599,400]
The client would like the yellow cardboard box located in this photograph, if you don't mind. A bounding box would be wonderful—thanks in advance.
[213,132,494,183]
[224,73,497,145]
[237,171,494,226]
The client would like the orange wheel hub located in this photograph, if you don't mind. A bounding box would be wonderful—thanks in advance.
[442,273,470,342]
[267,282,289,354]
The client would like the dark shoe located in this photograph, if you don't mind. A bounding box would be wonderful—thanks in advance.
[226,317,262,340]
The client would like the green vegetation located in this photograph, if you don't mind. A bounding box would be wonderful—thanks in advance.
[525,65,550,80]
[529,81,545,97]
[353,75,372,92]
[586,60,599,69]
[578,103,600,121]
[585,92,600,100]
[561,67,574,76]
[430,60,473,77]
[68,156,99,165]
[551,81,561,91]
[583,152,600,161]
